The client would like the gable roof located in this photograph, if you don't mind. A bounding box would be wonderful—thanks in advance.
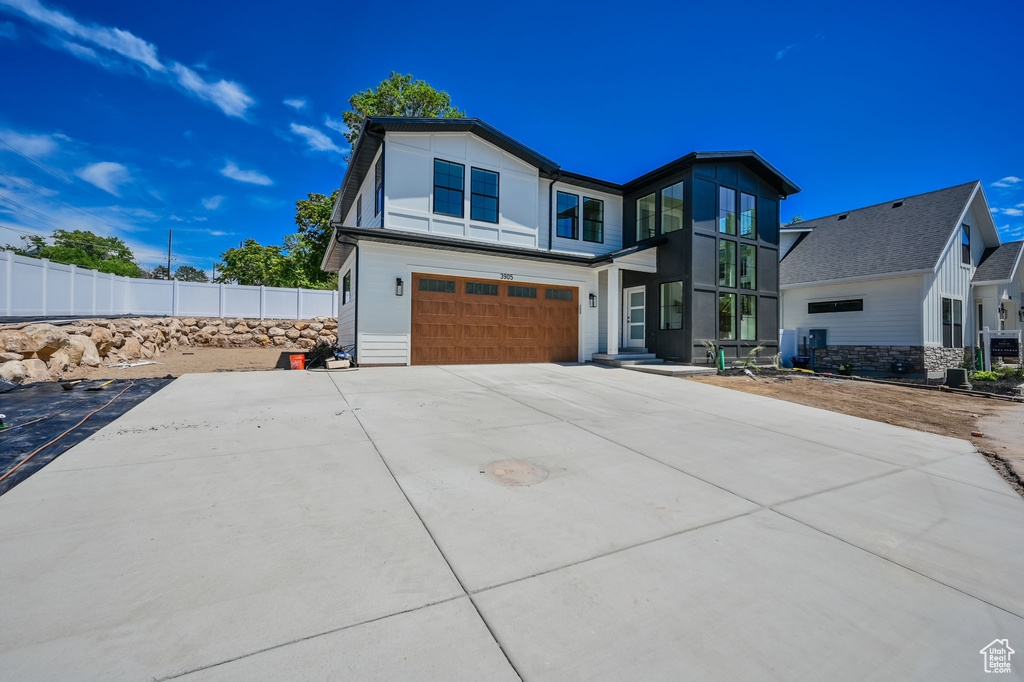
[973,240,1023,284]
[780,181,982,286]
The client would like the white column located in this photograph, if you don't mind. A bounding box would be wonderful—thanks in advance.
[606,265,620,356]
[4,250,13,316]
[259,285,266,320]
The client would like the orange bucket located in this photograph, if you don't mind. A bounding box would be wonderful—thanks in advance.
[289,354,306,370]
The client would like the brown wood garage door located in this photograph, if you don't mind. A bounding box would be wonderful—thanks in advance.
[411,272,578,365]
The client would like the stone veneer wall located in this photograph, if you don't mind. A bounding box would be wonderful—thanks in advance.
[923,346,972,372]
[813,344,972,375]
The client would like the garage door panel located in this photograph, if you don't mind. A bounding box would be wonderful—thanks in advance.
[411,273,578,365]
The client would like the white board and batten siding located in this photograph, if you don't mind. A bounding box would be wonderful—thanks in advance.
[342,146,383,229]
[781,276,924,346]
[353,241,601,365]
[336,248,356,350]
[385,132,541,248]
[921,201,989,346]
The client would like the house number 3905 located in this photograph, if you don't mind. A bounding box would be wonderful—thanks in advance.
[499,273,514,280]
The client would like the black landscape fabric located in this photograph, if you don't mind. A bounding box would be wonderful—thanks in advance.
[0,378,172,496]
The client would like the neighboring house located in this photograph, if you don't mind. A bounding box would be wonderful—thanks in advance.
[780,181,1022,377]
[321,117,799,366]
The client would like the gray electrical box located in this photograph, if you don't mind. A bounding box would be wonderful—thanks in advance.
[809,329,828,349]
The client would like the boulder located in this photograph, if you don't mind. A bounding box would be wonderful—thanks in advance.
[141,343,155,359]
[22,358,50,383]
[285,329,301,340]
[91,327,115,354]
[192,333,212,346]
[69,335,102,367]
[121,336,143,358]
[0,352,23,362]
[210,335,231,348]
[31,328,71,359]
[112,333,125,348]
[309,322,324,332]
[268,327,286,337]
[0,330,36,354]
[271,336,290,346]
[323,320,338,330]
[300,329,318,339]
[182,318,197,327]
[254,334,270,346]
[246,319,261,328]
[277,321,293,329]
[229,333,252,344]
[293,321,309,331]
[233,324,249,334]
[201,325,219,335]
[0,360,27,384]
[47,350,71,373]
[217,326,232,335]
[295,338,316,349]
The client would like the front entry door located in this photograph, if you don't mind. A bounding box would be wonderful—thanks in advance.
[622,286,646,349]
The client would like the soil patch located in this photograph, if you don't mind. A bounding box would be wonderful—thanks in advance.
[60,348,291,380]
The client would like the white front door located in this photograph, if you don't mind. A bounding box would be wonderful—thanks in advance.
[622,286,646,348]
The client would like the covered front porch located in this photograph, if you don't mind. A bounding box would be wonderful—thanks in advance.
[591,247,662,366]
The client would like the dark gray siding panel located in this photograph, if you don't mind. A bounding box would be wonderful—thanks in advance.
[693,178,717,233]
[693,289,717,341]
[758,197,778,244]
[759,247,778,292]
[693,234,717,286]
[758,296,778,342]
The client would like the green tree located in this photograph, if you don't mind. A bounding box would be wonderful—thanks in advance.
[291,190,339,289]
[4,229,142,277]
[175,265,210,282]
[214,239,285,286]
[150,265,171,280]
[341,72,464,150]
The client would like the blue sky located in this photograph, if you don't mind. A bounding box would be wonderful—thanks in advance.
[1,0,1022,271]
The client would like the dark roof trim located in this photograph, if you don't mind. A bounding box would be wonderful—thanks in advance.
[622,150,801,197]
[331,226,662,268]
[557,171,623,195]
[333,127,384,226]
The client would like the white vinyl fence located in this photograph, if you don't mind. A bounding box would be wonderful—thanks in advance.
[1,251,338,319]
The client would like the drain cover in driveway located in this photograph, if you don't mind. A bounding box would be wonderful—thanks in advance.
[482,459,548,486]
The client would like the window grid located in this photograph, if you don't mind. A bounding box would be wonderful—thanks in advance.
[545,288,573,301]
[556,192,579,239]
[961,224,971,265]
[660,281,683,330]
[740,295,757,340]
[583,197,604,243]
[636,193,656,240]
[942,298,963,347]
[719,293,737,340]
[471,168,499,223]
[740,244,756,290]
[808,299,864,314]
[374,159,383,216]
[719,186,737,235]
[466,282,499,296]
[719,240,737,288]
[661,182,684,233]
[740,192,756,238]
[507,285,537,298]
[433,159,465,218]
[418,278,456,293]
[342,271,351,304]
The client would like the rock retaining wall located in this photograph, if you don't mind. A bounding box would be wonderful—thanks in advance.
[0,316,337,384]
[813,344,973,375]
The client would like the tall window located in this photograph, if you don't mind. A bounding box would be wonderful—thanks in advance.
[433,159,464,217]
[961,224,971,264]
[719,240,736,287]
[719,186,736,235]
[556,192,579,239]
[342,271,351,304]
[719,293,736,340]
[740,193,756,238]
[740,244,756,289]
[660,281,683,330]
[471,168,499,223]
[356,194,362,227]
[942,298,963,347]
[374,159,383,216]
[636,193,656,240]
[661,182,684,233]
[740,295,757,340]
[583,197,604,243]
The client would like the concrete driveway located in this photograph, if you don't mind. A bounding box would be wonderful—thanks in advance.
[1,363,1022,680]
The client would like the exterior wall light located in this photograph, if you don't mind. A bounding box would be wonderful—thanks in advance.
[998,304,1007,321]
[396,277,404,296]
[1019,305,1024,322]
[589,293,597,308]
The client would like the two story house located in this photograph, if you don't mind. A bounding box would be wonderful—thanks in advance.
[321,117,799,366]
[780,181,1022,377]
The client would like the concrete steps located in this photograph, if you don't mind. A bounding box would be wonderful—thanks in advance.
[623,364,718,377]
[591,351,663,368]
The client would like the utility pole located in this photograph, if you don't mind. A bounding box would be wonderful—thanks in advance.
[167,229,172,279]
[212,263,217,281]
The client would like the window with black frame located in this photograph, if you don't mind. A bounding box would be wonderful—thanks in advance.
[661,182,684,233]
[740,192,756,238]
[583,197,604,243]
[471,168,499,223]
[719,240,737,288]
[961,224,971,264]
[660,281,683,330]
[719,187,737,235]
[740,244,756,290]
[433,159,464,217]
[636,193,656,240]
[719,293,736,340]
[557,192,579,239]
[356,194,362,227]
[740,295,757,340]
[374,159,383,215]
[942,298,963,347]
[342,271,351,304]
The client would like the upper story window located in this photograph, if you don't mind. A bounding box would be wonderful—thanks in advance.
[433,159,464,218]
[342,271,351,304]
[374,159,383,216]
[719,240,736,288]
[740,192,756,238]
[637,193,656,240]
[961,224,971,265]
[583,197,604,243]
[356,193,362,227]
[719,187,736,235]
[556,192,579,239]
[471,168,499,223]
[740,244,756,289]
[661,182,684,233]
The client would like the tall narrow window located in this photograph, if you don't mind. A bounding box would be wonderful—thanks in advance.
[660,281,683,330]
[661,182,684,233]
[342,271,351,304]
[719,293,736,340]
[636,193,656,240]
[556,192,579,239]
[433,159,464,217]
[953,299,963,347]
[719,240,736,288]
[740,244,756,290]
[740,192,756,238]
[582,197,604,243]
[719,186,736,235]
[374,159,383,216]
[961,224,971,264]
[470,168,499,223]
[356,194,362,227]
[942,298,963,347]
[740,295,757,340]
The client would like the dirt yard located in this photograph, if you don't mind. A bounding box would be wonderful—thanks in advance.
[61,348,292,380]
[688,374,1024,491]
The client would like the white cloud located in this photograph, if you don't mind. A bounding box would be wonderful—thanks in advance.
[169,215,185,222]
[1002,208,1024,217]
[220,160,272,186]
[283,98,307,110]
[0,0,255,119]
[202,195,224,210]
[0,20,15,39]
[1016,203,1024,209]
[290,123,341,153]
[991,176,1022,188]
[74,161,130,196]
[776,45,796,60]
[0,128,63,157]
[324,115,346,135]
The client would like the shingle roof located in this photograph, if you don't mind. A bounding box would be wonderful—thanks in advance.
[780,181,979,286]
[974,240,1023,283]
